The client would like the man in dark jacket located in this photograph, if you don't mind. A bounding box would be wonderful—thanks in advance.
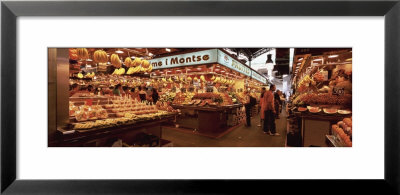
[274,90,282,119]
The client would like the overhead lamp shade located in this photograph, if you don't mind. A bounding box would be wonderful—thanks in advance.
[265,54,275,72]
[266,54,273,64]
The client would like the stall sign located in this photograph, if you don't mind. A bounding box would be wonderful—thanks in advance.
[332,86,345,96]
[217,50,251,77]
[251,70,267,84]
[149,49,218,69]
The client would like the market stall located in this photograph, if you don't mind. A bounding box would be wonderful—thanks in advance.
[51,48,180,147]
[288,49,352,147]
[147,49,268,136]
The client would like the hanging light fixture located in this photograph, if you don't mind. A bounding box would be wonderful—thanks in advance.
[115,49,124,54]
[265,54,275,78]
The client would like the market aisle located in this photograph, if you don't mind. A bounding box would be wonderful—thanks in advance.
[162,108,287,147]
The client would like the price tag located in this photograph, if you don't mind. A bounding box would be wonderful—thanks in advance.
[332,86,345,96]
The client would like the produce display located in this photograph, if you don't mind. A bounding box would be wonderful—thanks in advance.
[297,75,316,93]
[93,50,108,63]
[124,57,132,67]
[159,92,177,103]
[110,54,122,68]
[72,110,172,130]
[76,48,89,60]
[69,48,78,60]
[69,97,178,130]
[312,69,327,82]
[293,93,352,107]
[71,104,108,121]
[172,92,194,105]
[331,117,352,147]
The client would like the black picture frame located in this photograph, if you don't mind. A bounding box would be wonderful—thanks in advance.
[1,0,399,194]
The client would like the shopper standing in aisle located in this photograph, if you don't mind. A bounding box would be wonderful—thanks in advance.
[263,84,279,136]
[244,90,252,127]
[258,87,266,127]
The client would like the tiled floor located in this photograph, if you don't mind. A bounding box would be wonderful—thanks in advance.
[162,110,287,147]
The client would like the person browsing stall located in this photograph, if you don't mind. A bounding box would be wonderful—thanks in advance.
[244,90,252,127]
[258,87,266,127]
[262,84,279,136]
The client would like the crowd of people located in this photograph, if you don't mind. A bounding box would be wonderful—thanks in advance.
[243,85,287,136]
[69,83,159,104]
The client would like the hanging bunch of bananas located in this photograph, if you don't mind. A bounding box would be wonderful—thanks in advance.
[193,76,199,83]
[210,75,216,81]
[110,54,122,68]
[76,48,89,60]
[214,76,220,83]
[84,72,95,78]
[93,50,108,63]
[141,60,153,73]
[131,58,142,67]
[200,75,206,82]
[297,75,316,89]
[112,67,126,75]
[77,72,84,79]
[124,57,132,67]
[126,66,141,75]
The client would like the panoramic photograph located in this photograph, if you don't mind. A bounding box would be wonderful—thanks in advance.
[48,48,352,147]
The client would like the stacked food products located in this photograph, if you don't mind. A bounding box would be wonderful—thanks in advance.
[227,107,246,126]
[228,92,240,104]
[69,97,178,130]
[159,92,176,103]
[220,93,233,106]
[184,92,222,106]
[70,103,108,121]
[331,117,352,147]
[171,92,195,105]
[171,92,238,107]
[235,92,246,104]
